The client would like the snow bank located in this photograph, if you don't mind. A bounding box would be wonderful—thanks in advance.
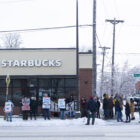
[0,112,139,127]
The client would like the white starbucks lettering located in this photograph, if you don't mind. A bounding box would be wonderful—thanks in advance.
[21,60,27,67]
[2,60,7,67]
[13,60,20,67]
[1,59,62,67]
[28,60,34,67]
[42,60,48,67]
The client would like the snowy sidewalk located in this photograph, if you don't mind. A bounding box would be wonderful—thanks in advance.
[0,114,140,127]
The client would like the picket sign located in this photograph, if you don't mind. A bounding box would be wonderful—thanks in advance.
[42,97,51,109]
[58,99,65,109]
[22,98,30,111]
[4,102,12,113]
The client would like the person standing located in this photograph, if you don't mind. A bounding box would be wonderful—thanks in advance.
[58,98,66,119]
[86,96,97,125]
[108,96,114,119]
[130,98,135,120]
[68,95,74,118]
[124,99,131,123]
[80,97,87,117]
[42,93,51,120]
[96,97,100,118]
[103,94,109,119]
[115,98,123,122]
[22,96,30,120]
[4,100,14,122]
[30,97,38,120]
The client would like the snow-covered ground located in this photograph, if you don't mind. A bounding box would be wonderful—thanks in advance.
[0,112,140,140]
[0,112,139,127]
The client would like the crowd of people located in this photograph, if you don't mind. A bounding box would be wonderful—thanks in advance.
[3,93,75,122]
[3,93,139,125]
[80,93,138,125]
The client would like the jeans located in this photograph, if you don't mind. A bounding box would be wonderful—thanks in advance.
[68,111,74,118]
[5,112,12,121]
[116,111,122,121]
[104,109,108,119]
[60,110,65,119]
[43,109,50,120]
[87,112,95,125]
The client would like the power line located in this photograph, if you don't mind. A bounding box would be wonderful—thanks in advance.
[0,24,92,33]
[96,33,102,47]
[0,0,35,4]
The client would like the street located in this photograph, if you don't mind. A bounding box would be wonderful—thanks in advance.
[0,119,140,140]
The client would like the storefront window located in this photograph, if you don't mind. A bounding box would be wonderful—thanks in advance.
[52,79,64,88]
[12,88,23,106]
[65,88,77,98]
[0,88,6,106]
[27,79,37,87]
[0,79,12,88]
[51,88,65,101]
[13,80,22,88]
[0,88,12,106]
[39,79,51,88]
[0,77,77,107]
[39,87,52,97]
[0,80,6,88]
[65,79,77,87]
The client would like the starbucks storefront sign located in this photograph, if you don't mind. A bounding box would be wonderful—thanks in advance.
[1,59,62,67]
[0,48,76,76]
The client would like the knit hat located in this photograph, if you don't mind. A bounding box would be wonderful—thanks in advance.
[90,96,94,99]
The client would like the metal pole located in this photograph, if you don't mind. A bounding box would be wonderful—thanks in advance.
[92,0,97,97]
[99,46,110,98]
[76,0,79,111]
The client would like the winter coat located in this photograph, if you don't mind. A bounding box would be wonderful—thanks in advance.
[115,100,122,112]
[108,98,114,110]
[80,99,87,109]
[125,102,130,115]
[30,100,38,112]
[130,102,135,113]
[103,98,109,110]
[87,98,97,113]
[96,100,100,110]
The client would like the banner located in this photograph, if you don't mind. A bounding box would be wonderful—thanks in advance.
[42,97,51,109]
[4,102,12,113]
[58,99,65,109]
[22,98,30,111]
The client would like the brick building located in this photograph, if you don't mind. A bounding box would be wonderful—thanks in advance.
[0,48,92,115]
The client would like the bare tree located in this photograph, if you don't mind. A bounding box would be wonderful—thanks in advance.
[98,62,139,98]
[2,33,22,48]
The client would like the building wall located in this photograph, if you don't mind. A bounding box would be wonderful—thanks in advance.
[79,69,92,100]
[79,53,92,100]
[135,81,140,90]
[79,53,92,69]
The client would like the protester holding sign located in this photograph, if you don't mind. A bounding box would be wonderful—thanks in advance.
[58,98,66,119]
[22,96,30,120]
[42,93,51,120]
[4,100,14,122]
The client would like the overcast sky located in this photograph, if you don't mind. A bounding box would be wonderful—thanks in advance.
[0,0,140,68]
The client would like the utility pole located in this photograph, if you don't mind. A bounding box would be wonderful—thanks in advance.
[76,0,80,111]
[92,0,97,97]
[99,46,110,98]
[105,18,124,95]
